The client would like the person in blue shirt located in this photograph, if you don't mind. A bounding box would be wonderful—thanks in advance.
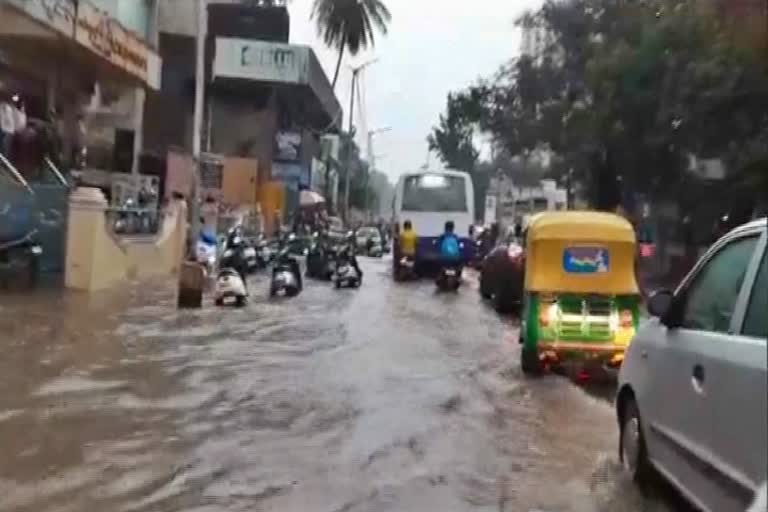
[436,221,462,265]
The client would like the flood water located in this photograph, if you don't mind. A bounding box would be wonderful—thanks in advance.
[0,259,687,511]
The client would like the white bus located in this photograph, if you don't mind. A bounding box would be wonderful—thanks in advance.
[393,170,475,263]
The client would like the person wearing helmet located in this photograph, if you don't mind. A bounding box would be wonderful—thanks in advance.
[436,221,462,265]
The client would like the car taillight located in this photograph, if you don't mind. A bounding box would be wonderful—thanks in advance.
[620,310,634,328]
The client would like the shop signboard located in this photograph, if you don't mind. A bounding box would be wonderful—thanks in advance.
[214,38,309,85]
[199,152,224,191]
[75,1,161,89]
[3,0,76,37]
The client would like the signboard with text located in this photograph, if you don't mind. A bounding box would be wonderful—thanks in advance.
[5,0,76,37]
[214,38,309,84]
[74,1,161,89]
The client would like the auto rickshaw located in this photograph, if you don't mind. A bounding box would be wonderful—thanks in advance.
[519,211,641,375]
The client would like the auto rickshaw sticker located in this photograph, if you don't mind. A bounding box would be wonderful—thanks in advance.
[562,247,610,274]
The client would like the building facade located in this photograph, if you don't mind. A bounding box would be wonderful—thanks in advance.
[147,1,341,226]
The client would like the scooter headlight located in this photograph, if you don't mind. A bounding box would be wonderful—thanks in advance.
[223,249,234,258]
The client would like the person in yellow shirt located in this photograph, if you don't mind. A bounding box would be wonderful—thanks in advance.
[399,220,418,257]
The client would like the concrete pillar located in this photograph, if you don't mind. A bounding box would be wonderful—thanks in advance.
[64,187,109,291]
[131,87,145,175]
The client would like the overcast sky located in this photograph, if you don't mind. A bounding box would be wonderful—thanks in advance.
[288,0,543,183]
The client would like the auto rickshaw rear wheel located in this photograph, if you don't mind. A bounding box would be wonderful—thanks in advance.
[520,345,543,376]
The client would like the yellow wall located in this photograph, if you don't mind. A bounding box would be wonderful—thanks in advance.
[222,157,259,206]
[258,181,285,235]
[65,187,187,292]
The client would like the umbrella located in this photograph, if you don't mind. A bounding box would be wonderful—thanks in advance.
[299,190,325,207]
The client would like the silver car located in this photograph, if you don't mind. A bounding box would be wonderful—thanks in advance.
[617,218,767,512]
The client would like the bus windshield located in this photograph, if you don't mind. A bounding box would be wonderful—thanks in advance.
[402,174,467,212]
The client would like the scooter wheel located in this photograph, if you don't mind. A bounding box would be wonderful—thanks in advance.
[236,296,247,307]
[215,297,224,306]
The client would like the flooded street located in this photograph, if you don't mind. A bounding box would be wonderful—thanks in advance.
[0,258,683,512]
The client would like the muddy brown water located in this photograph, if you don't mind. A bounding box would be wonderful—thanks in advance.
[0,260,686,511]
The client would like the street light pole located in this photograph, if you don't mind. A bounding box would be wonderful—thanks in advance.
[366,127,391,220]
[342,58,379,224]
[190,0,207,249]
[177,0,207,309]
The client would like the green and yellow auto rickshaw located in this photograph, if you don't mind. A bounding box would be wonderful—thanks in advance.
[519,211,641,375]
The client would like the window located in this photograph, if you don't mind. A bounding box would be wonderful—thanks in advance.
[402,175,467,212]
[681,236,758,333]
[742,252,767,339]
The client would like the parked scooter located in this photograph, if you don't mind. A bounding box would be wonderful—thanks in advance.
[366,238,384,258]
[0,231,42,287]
[214,268,248,307]
[333,243,362,289]
[270,235,302,297]
[254,235,276,269]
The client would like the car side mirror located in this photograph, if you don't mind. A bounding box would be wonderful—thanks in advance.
[648,290,674,319]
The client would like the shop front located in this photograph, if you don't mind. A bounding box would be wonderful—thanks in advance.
[0,0,161,281]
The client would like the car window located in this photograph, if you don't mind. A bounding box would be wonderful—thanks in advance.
[742,252,767,339]
[681,236,758,333]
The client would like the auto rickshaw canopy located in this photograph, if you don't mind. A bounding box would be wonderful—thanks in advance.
[524,211,640,295]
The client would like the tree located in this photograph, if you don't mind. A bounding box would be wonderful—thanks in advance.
[311,0,392,88]
[460,0,768,212]
[428,91,489,219]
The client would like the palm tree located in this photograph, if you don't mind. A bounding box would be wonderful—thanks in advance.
[311,0,392,89]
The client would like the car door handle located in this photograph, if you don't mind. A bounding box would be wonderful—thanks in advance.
[692,364,705,395]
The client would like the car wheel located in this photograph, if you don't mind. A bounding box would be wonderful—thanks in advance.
[620,398,653,486]
[520,345,543,376]
[479,274,493,299]
[494,284,515,313]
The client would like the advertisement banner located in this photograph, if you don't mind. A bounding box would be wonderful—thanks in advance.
[273,131,301,162]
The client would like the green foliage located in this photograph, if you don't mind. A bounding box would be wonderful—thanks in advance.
[432,0,768,211]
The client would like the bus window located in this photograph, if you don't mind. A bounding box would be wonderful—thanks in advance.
[402,174,467,212]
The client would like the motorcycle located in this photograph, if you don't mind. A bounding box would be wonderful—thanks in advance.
[214,268,248,307]
[333,246,362,289]
[367,239,384,258]
[395,254,417,281]
[270,238,302,297]
[436,264,462,291]
[0,231,42,288]
[306,232,330,280]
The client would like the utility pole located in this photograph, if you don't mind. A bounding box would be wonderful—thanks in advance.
[177,0,208,309]
[366,127,391,220]
[343,58,378,224]
[190,0,207,245]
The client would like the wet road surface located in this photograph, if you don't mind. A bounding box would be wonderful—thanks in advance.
[0,258,688,511]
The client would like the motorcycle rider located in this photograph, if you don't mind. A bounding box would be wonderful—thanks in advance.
[342,232,363,280]
[222,226,250,291]
[399,220,418,260]
[436,221,462,270]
